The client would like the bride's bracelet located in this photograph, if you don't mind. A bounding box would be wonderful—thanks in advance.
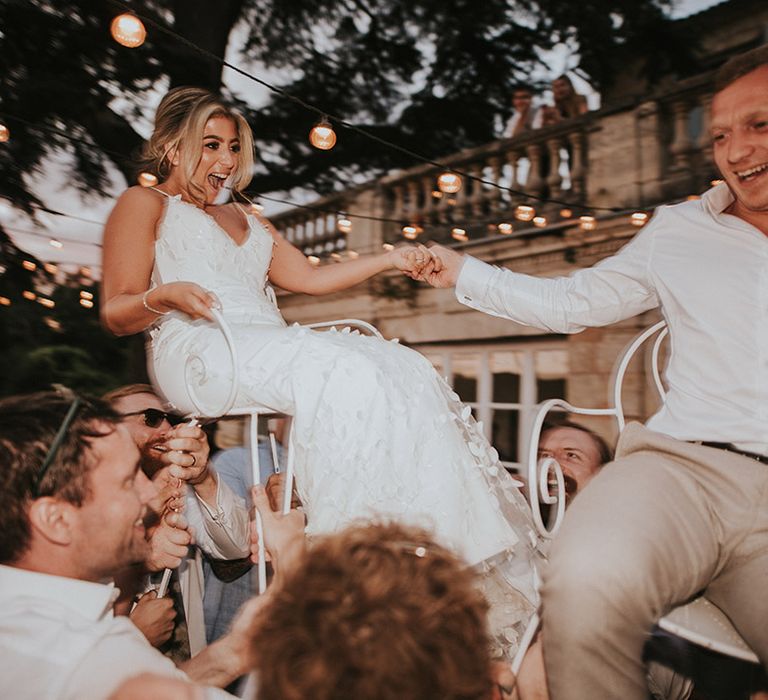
[142,289,169,316]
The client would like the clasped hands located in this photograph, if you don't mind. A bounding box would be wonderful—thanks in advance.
[143,424,214,572]
[393,243,465,289]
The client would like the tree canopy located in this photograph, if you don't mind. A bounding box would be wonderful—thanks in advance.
[1,0,695,205]
[0,0,696,396]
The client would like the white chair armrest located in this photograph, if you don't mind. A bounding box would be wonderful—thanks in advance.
[304,318,383,338]
[528,399,620,539]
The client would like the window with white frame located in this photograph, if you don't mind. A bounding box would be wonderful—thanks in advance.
[418,342,568,472]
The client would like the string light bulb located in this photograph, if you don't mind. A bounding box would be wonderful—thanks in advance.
[402,225,423,240]
[437,172,462,194]
[138,172,158,188]
[579,215,597,231]
[431,190,443,199]
[307,255,320,266]
[0,124,9,143]
[533,216,547,228]
[49,239,63,249]
[22,261,36,272]
[337,217,352,234]
[43,263,58,274]
[79,298,94,309]
[498,223,513,235]
[80,290,94,300]
[110,13,147,48]
[309,118,337,150]
[451,227,468,241]
[559,208,573,219]
[630,212,648,227]
[22,290,36,301]
[0,296,10,306]
[515,205,535,222]
[38,298,55,309]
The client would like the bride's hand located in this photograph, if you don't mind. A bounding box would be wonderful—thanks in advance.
[146,282,221,321]
[388,244,435,280]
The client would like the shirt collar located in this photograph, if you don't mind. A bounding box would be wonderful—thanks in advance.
[701,181,735,217]
[0,565,120,621]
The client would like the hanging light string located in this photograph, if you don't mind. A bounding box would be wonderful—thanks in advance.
[106,0,623,213]
[2,225,102,246]
[0,107,653,237]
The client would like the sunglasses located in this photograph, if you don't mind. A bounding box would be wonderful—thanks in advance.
[121,408,183,428]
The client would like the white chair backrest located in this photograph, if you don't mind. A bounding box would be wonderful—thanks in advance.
[528,320,668,538]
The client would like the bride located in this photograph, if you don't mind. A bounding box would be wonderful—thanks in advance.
[102,86,543,661]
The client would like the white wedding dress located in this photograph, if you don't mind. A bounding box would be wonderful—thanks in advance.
[147,193,543,659]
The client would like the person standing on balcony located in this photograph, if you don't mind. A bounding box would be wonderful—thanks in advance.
[541,74,589,125]
[503,84,543,138]
[101,86,545,667]
[421,45,768,700]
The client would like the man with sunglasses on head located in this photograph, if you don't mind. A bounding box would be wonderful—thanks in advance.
[104,384,250,661]
[0,391,259,699]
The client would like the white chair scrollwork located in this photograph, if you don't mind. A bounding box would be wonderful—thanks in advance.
[526,319,758,664]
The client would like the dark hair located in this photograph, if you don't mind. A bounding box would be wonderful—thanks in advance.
[714,45,768,93]
[541,419,614,466]
[513,84,534,95]
[0,391,121,563]
[251,522,493,700]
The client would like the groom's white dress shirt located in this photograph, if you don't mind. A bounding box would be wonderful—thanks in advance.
[455,183,768,455]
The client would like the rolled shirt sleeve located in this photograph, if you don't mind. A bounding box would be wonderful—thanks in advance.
[185,476,250,560]
[455,216,661,333]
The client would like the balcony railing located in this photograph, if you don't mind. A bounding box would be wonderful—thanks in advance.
[379,117,590,244]
[267,67,722,258]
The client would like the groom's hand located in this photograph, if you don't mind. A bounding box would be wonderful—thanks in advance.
[421,245,465,288]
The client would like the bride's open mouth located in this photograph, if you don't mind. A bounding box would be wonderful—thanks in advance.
[208,172,229,190]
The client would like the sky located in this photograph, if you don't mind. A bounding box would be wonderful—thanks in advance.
[1,0,727,274]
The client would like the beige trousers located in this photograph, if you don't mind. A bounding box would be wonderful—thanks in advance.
[541,422,768,699]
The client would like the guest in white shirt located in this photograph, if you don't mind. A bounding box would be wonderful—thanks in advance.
[0,391,258,699]
[502,84,543,138]
[420,45,768,700]
[104,384,251,659]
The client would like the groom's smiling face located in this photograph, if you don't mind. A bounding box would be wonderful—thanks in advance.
[711,64,768,218]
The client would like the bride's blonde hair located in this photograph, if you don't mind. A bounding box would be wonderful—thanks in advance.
[140,86,254,206]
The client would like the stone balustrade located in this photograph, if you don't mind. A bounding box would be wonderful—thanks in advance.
[268,68,722,258]
[269,192,351,258]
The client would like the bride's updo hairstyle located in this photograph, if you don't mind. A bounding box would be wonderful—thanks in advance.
[141,86,254,206]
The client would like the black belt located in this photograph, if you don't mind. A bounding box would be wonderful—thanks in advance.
[698,441,768,464]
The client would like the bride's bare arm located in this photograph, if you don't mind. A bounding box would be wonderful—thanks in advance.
[101,187,218,336]
[256,213,430,295]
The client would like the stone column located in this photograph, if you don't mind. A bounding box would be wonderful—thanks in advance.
[546,137,563,199]
[525,144,545,198]
[669,99,692,171]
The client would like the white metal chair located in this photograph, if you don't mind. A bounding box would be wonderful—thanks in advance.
[167,306,383,594]
[525,319,759,665]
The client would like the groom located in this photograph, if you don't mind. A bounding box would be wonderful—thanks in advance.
[420,46,768,699]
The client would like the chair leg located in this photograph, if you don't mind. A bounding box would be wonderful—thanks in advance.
[512,612,541,677]
[281,417,296,516]
[247,412,267,595]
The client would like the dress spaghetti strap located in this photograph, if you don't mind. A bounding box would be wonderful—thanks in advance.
[148,186,172,198]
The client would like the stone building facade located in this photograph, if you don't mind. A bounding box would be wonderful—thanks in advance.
[267,1,768,471]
